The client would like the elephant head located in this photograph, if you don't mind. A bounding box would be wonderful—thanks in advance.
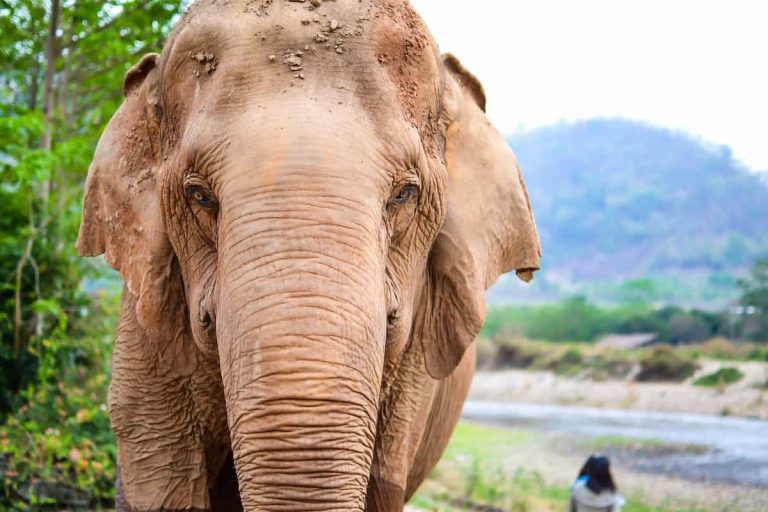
[78,1,540,510]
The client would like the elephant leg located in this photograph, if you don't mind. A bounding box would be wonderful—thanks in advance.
[365,344,475,511]
[115,465,129,512]
[365,348,440,512]
[110,288,226,511]
[405,344,476,500]
[116,463,217,512]
[365,474,406,512]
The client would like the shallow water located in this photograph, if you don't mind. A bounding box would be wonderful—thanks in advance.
[462,401,768,487]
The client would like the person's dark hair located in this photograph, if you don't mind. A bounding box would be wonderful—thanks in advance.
[577,455,596,479]
[578,454,617,494]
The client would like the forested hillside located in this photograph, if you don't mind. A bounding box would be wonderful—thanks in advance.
[490,119,768,306]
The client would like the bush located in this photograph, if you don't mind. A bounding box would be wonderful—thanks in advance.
[693,367,745,387]
[494,338,544,369]
[560,347,584,365]
[635,346,698,382]
[547,347,584,376]
[746,346,768,362]
[0,292,118,509]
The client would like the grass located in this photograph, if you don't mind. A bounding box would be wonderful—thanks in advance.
[586,435,709,457]
[409,422,707,512]
[441,423,530,461]
[588,435,664,450]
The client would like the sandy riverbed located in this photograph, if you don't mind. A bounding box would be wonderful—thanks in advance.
[469,361,768,419]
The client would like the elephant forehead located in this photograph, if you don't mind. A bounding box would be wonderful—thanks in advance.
[162,0,441,138]
[179,97,417,211]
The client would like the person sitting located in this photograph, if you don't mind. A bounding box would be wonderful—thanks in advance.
[569,455,625,512]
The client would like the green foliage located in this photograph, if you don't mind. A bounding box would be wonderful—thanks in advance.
[483,297,728,345]
[483,296,617,342]
[693,367,745,387]
[1,0,183,507]
[0,291,119,509]
[618,306,727,344]
[0,0,182,416]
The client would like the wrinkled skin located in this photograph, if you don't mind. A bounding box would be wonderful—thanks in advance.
[77,1,541,511]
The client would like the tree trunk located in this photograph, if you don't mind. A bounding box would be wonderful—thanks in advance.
[40,0,60,153]
[14,0,60,357]
[27,60,41,111]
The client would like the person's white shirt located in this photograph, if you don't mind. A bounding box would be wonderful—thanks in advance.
[569,479,625,512]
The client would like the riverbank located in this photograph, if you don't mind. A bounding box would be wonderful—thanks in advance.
[409,420,768,512]
[462,401,768,488]
[470,362,768,419]
[407,363,768,511]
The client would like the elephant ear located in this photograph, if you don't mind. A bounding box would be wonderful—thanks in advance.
[77,54,184,339]
[420,54,541,379]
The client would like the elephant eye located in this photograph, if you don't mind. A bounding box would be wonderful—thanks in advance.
[186,185,217,209]
[390,184,419,207]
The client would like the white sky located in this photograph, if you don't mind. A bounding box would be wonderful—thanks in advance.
[411,0,768,171]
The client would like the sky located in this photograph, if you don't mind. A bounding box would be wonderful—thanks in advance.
[411,0,768,171]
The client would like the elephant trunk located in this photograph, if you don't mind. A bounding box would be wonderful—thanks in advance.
[216,185,386,511]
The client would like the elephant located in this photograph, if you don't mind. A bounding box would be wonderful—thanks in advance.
[76,1,541,511]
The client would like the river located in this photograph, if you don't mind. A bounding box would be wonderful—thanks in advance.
[462,401,768,488]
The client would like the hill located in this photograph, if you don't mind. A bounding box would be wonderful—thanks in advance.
[489,118,768,306]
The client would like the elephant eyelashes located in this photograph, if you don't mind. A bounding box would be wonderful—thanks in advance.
[390,184,419,207]
[186,185,217,210]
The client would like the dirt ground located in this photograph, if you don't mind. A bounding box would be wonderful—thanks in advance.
[469,361,768,419]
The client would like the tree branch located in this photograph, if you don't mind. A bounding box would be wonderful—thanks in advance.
[13,209,35,358]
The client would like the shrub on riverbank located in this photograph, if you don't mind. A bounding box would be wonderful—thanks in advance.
[679,337,768,362]
[694,367,745,387]
[633,347,698,382]
[479,338,638,380]
[480,338,737,383]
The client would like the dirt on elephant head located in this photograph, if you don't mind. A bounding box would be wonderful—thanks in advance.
[156,0,442,155]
